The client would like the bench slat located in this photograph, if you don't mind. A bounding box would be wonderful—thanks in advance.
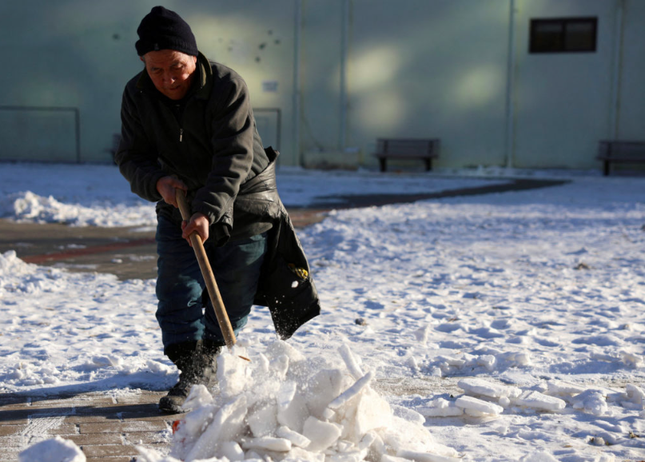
[373,138,440,172]
[597,140,645,175]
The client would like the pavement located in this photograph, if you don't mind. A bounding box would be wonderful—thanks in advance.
[0,207,330,281]
[0,177,568,461]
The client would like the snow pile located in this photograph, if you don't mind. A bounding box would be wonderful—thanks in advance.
[420,378,564,418]
[0,249,36,279]
[0,250,172,392]
[139,341,458,462]
[0,163,507,227]
[18,436,85,462]
[420,377,645,422]
[0,191,156,227]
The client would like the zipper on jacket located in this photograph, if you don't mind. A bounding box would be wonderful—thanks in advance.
[179,128,183,143]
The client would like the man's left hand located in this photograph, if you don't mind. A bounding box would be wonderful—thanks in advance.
[181,212,210,245]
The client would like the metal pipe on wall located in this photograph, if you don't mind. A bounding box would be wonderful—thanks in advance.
[504,0,517,169]
[339,0,350,150]
[609,0,625,140]
[293,0,303,166]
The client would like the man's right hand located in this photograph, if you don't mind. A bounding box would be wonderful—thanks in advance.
[156,176,187,208]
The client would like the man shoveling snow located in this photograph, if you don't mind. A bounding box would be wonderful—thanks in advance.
[115,6,320,413]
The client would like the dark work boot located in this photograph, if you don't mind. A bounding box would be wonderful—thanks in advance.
[159,341,221,414]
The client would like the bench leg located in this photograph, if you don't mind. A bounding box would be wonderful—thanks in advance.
[425,158,432,171]
[379,158,387,172]
[603,160,610,176]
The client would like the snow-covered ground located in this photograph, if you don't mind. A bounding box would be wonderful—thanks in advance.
[1,163,644,461]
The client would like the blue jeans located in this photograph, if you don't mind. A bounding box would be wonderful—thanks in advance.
[155,214,267,351]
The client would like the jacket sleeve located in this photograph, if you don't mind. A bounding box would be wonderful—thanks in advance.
[192,74,255,225]
[114,85,166,203]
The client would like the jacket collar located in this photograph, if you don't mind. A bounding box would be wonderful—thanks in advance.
[193,52,212,101]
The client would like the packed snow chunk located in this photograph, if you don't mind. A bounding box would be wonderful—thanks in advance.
[520,451,559,462]
[302,416,342,452]
[418,398,464,417]
[340,343,366,379]
[219,441,245,461]
[455,395,504,416]
[512,390,566,412]
[277,381,309,433]
[358,431,378,451]
[458,378,521,400]
[327,449,369,462]
[19,436,86,462]
[276,425,312,448]
[476,354,496,371]
[436,355,466,372]
[624,383,645,409]
[266,339,306,363]
[284,448,325,462]
[354,387,393,436]
[247,399,278,437]
[137,446,181,462]
[146,359,174,374]
[177,395,248,461]
[396,449,460,462]
[322,407,336,420]
[546,379,586,396]
[381,416,459,459]
[0,250,34,275]
[242,436,292,452]
[329,371,374,410]
[178,402,217,437]
[183,384,214,411]
[90,355,122,368]
[381,456,411,462]
[217,352,249,398]
[620,350,643,368]
[572,389,608,416]
[270,354,290,380]
[304,368,347,418]
[503,351,532,367]
[392,404,426,425]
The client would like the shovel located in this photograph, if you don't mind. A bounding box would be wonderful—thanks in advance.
[175,189,238,352]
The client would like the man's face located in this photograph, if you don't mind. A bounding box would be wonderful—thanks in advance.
[141,50,198,100]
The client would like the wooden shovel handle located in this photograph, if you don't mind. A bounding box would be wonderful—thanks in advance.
[175,189,236,350]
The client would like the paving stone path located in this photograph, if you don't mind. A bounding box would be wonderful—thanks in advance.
[0,391,181,461]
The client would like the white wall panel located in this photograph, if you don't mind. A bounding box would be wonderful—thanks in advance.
[512,0,617,169]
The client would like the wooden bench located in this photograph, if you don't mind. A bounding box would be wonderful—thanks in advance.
[373,138,440,172]
[597,140,645,176]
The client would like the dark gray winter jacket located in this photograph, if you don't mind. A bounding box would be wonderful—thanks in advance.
[115,53,320,338]
[116,52,271,243]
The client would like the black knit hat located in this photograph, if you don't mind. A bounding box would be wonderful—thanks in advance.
[135,6,198,57]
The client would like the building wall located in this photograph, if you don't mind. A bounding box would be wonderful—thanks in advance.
[181,0,298,166]
[0,1,642,169]
[511,0,618,168]
[0,1,143,162]
[347,0,511,169]
[0,0,298,164]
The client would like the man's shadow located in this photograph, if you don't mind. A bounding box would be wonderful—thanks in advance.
[0,371,176,422]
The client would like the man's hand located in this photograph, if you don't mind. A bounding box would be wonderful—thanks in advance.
[182,212,210,245]
[156,176,187,208]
